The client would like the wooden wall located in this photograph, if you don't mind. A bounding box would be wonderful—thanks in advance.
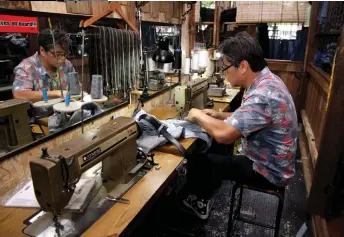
[267,60,303,111]
[304,63,329,149]
[141,2,182,24]
[1,1,181,25]
[0,90,175,198]
[0,1,31,10]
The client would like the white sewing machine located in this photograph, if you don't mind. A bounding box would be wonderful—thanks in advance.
[174,77,208,115]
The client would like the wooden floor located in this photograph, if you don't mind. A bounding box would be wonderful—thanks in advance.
[130,152,312,237]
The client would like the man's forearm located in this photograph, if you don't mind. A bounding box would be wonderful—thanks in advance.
[216,111,232,120]
[13,90,62,103]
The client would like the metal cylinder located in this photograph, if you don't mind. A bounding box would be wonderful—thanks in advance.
[91,74,103,99]
[67,72,81,95]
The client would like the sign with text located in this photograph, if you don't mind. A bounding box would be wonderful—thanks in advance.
[0,15,38,33]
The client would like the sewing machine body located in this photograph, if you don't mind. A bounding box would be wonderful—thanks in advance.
[30,116,139,214]
[175,77,208,115]
[0,99,33,153]
[207,73,226,97]
[148,71,165,91]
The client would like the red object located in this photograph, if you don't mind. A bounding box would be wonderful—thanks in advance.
[0,15,38,33]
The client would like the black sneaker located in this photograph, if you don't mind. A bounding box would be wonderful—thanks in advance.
[182,194,211,220]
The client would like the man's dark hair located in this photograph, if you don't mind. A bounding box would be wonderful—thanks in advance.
[37,28,69,55]
[218,31,267,72]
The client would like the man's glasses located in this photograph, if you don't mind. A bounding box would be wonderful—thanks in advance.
[48,50,69,59]
[221,63,233,72]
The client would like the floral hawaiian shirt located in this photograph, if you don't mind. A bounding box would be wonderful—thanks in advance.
[225,67,298,186]
[12,52,74,92]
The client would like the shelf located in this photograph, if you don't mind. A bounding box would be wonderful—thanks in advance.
[307,63,330,94]
[223,22,256,25]
[195,22,214,25]
[0,85,12,93]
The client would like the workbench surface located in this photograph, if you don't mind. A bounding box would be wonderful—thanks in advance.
[0,96,237,236]
[0,152,184,237]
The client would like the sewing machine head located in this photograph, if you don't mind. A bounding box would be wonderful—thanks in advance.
[0,99,33,154]
[29,116,138,215]
[174,77,208,115]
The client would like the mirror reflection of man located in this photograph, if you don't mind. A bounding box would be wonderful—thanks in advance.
[12,29,74,102]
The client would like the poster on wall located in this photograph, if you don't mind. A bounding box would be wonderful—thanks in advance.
[0,15,38,33]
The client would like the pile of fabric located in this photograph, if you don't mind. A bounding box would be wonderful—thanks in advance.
[133,109,212,155]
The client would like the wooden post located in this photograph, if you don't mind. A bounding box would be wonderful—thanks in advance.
[188,5,195,56]
[298,2,320,112]
[212,2,220,49]
[127,1,137,30]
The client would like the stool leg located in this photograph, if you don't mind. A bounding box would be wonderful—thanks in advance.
[235,187,244,218]
[227,184,238,237]
[274,194,284,237]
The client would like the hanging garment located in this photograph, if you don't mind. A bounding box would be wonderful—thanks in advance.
[291,28,308,61]
[318,1,329,26]
[257,23,270,59]
[133,109,212,155]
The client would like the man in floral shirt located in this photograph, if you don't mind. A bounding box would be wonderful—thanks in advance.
[12,28,74,103]
[183,32,298,220]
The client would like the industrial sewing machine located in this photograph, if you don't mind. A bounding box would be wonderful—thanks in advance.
[0,99,33,154]
[174,77,209,116]
[28,116,156,236]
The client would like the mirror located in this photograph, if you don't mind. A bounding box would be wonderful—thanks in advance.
[0,16,182,159]
[139,23,181,98]
[0,14,132,158]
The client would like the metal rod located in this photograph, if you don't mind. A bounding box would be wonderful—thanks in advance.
[137,8,145,88]
[81,29,85,134]
[48,18,64,98]
[144,50,149,87]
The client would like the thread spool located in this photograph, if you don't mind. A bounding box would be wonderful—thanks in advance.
[67,72,81,95]
[91,74,103,99]
[172,48,182,70]
[148,57,156,71]
[65,93,71,106]
[191,52,199,71]
[183,56,191,75]
[169,46,174,71]
[42,89,48,102]
[198,49,209,69]
[204,58,215,77]
[163,63,170,73]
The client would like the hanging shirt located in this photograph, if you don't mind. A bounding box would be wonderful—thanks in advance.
[12,52,74,92]
[225,67,298,186]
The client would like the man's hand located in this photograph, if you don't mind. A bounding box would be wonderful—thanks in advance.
[185,108,202,122]
[202,109,219,118]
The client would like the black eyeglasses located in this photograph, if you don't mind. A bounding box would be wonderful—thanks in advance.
[48,50,69,59]
[221,63,233,72]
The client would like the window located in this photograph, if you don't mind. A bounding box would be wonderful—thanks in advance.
[268,23,303,40]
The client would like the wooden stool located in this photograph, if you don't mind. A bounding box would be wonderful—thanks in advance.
[227,182,285,237]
